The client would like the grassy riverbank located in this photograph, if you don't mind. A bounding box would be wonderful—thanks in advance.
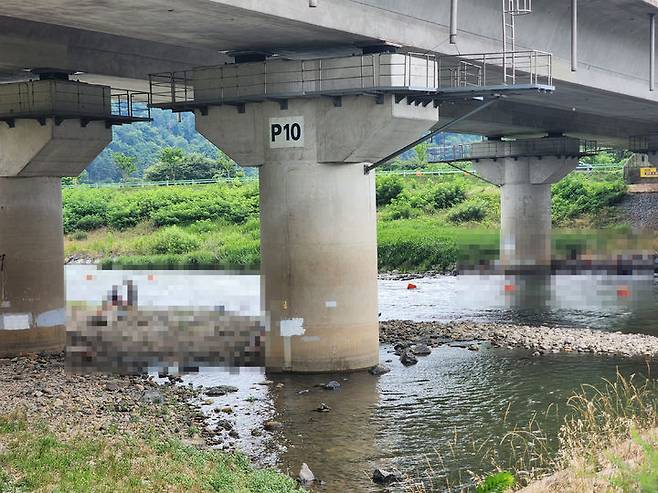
[63,172,651,271]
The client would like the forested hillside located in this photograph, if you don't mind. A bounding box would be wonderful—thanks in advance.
[87,109,220,182]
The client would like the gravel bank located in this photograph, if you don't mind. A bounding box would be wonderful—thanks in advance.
[0,353,207,443]
[619,192,658,232]
[380,320,658,358]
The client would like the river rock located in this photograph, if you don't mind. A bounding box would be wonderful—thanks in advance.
[299,463,315,484]
[205,385,239,396]
[411,343,432,356]
[400,350,418,366]
[216,419,233,431]
[264,420,283,431]
[315,403,331,412]
[324,381,341,390]
[140,389,163,404]
[368,364,391,376]
[372,468,403,485]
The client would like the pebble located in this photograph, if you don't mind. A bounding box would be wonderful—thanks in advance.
[205,385,239,396]
[264,420,283,431]
[411,343,432,356]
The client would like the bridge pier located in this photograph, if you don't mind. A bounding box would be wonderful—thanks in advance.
[0,81,112,357]
[473,137,579,269]
[0,177,67,355]
[196,95,437,372]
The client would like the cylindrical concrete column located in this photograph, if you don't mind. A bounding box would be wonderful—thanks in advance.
[0,177,65,356]
[260,161,379,373]
[500,162,552,267]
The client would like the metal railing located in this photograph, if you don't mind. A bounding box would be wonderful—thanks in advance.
[437,51,552,89]
[63,162,622,190]
[110,89,152,120]
[428,139,601,163]
[151,52,440,107]
[149,50,553,108]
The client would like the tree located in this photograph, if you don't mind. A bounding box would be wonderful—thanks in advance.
[111,152,137,181]
[143,147,243,182]
[414,141,429,166]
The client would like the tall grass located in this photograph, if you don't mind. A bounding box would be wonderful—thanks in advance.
[472,372,656,491]
[405,372,657,492]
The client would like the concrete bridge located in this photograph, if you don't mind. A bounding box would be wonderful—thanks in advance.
[0,0,656,372]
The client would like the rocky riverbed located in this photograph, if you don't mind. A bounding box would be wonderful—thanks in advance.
[380,320,658,358]
[0,353,221,446]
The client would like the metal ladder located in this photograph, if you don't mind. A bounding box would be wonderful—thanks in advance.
[502,0,533,84]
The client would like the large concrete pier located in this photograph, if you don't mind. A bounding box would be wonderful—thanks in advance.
[0,79,113,357]
[473,138,579,269]
[196,95,437,372]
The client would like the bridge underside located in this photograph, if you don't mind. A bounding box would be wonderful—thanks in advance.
[0,1,657,146]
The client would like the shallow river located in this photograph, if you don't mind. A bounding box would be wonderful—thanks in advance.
[65,266,658,492]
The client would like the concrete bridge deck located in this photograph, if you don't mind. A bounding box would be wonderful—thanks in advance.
[0,1,657,144]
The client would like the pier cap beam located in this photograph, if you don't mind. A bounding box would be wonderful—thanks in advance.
[0,80,112,177]
[473,137,580,269]
[196,95,438,372]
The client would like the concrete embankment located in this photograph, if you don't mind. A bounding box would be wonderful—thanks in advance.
[380,320,658,359]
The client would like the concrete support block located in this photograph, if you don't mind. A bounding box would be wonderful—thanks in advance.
[197,95,437,372]
[473,138,578,268]
[0,177,66,356]
[0,119,111,177]
[195,95,438,167]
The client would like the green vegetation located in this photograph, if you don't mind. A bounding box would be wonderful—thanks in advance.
[609,429,658,492]
[112,152,137,182]
[87,109,227,182]
[475,471,516,493]
[143,147,243,182]
[0,413,301,493]
[63,170,639,271]
[551,172,626,223]
[63,181,258,233]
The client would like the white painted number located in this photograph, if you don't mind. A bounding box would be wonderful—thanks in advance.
[269,117,305,148]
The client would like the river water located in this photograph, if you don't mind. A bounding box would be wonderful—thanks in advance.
[65,266,658,492]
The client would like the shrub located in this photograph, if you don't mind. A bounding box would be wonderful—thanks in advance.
[140,227,200,255]
[552,174,626,223]
[376,175,404,207]
[75,214,106,231]
[447,199,487,223]
[432,182,466,209]
[476,471,516,493]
